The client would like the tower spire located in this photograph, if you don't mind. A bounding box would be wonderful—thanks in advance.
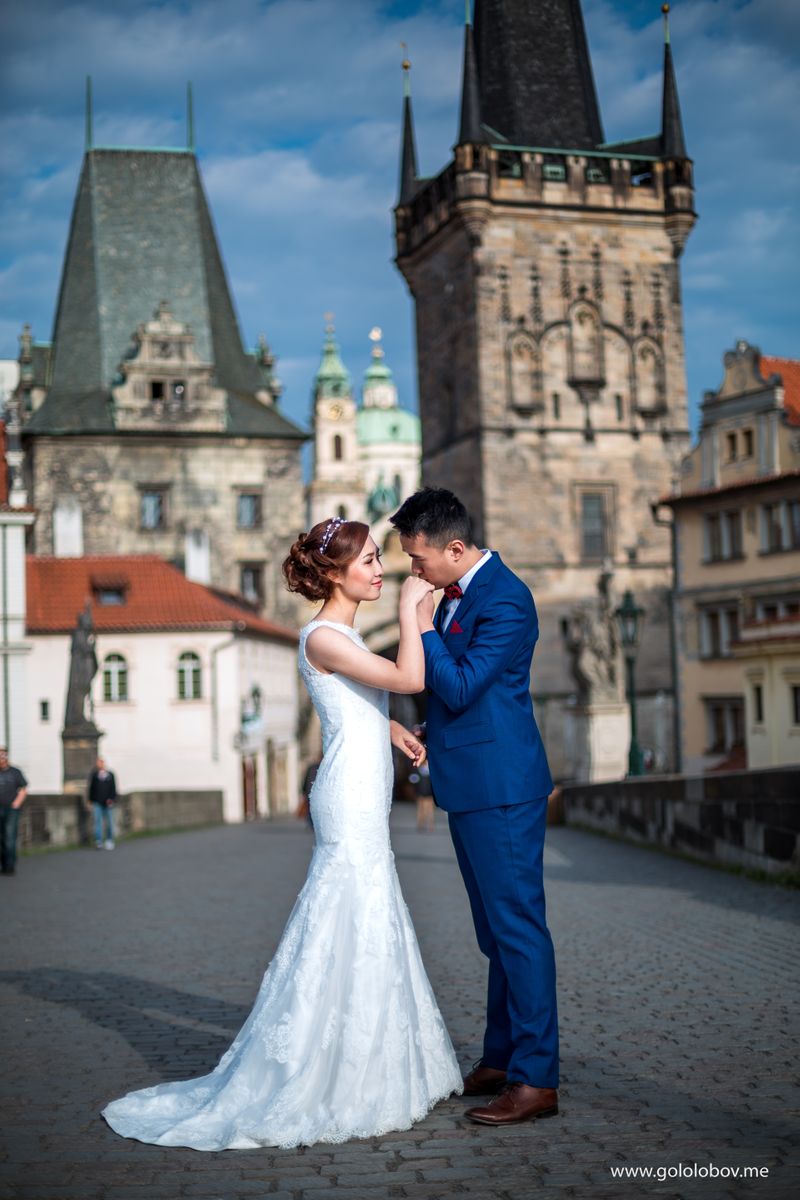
[187,82,195,151]
[85,76,93,150]
[457,1,484,146]
[472,0,604,150]
[397,51,419,205]
[661,4,688,159]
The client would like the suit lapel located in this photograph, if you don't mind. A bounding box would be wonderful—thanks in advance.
[443,552,501,634]
[434,595,447,635]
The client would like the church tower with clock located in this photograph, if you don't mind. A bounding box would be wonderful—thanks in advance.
[307,320,363,528]
[394,1,696,773]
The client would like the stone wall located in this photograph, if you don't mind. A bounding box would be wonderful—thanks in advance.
[561,766,800,876]
[26,434,305,624]
[18,790,225,851]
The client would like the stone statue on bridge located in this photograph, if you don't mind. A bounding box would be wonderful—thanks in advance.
[64,602,99,732]
[563,566,624,706]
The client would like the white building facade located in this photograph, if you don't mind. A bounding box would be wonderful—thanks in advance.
[25,556,300,822]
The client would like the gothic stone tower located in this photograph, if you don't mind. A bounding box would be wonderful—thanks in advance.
[394,2,696,774]
[20,134,306,623]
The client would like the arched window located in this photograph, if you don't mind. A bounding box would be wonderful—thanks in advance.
[177,651,202,700]
[103,654,128,703]
[333,434,343,461]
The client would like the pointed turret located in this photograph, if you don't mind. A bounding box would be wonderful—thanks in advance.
[660,4,687,160]
[473,0,604,149]
[457,3,485,146]
[362,327,398,410]
[398,56,419,205]
[314,319,351,400]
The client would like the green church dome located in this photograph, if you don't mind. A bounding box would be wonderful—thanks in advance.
[357,406,420,445]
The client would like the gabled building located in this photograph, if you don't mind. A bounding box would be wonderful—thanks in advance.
[25,555,300,820]
[656,343,800,772]
[18,134,307,623]
[394,2,696,776]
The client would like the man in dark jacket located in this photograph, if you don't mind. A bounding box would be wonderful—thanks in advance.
[88,757,117,849]
[0,747,27,875]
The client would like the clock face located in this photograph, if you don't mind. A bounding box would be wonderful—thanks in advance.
[328,402,344,420]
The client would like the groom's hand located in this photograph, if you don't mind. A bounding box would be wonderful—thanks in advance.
[416,590,435,633]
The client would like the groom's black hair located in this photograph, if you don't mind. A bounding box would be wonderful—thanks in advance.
[389,487,475,548]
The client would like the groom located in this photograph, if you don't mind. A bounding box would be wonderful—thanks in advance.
[390,487,559,1126]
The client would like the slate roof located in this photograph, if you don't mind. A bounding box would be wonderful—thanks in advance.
[26,554,299,642]
[473,0,604,150]
[26,148,304,442]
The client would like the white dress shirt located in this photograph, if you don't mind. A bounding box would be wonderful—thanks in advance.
[441,549,492,631]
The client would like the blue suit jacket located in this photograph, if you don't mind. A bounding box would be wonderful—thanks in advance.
[421,553,553,813]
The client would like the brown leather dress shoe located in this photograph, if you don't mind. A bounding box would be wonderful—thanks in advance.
[462,1063,508,1096]
[465,1082,559,1125]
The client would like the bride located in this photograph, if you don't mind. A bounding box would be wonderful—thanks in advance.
[101,516,463,1149]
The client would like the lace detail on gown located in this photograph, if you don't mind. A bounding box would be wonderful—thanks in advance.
[101,619,463,1149]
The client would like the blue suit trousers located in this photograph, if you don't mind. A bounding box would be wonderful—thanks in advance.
[448,797,559,1088]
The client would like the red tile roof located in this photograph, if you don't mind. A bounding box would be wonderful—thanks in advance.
[657,468,800,506]
[26,555,298,642]
[760,354,800,426]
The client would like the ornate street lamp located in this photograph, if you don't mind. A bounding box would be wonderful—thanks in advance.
[615,589,646,777]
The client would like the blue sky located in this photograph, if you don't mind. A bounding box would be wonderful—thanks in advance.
[1,0,798,442]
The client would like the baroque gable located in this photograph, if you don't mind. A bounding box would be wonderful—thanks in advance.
[112,301,227,432]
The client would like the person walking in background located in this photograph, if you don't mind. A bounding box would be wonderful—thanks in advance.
[0,748,28,876]
[88,757,117,849]
[410,761,435,832]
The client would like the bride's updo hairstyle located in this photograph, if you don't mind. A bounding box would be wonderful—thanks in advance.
[282,518,371,602]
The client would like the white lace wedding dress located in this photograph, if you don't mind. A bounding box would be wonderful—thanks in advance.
[101,618,462,1149]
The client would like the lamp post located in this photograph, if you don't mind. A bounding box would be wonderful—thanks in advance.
[615,589,646,777]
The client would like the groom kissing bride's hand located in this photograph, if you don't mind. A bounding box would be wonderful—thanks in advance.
[390,486,560,1127]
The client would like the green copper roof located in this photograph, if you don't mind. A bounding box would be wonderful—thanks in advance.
[363,327,395,389]
[364,356,393,385]
[357,406,420,445]
[315,326,351,396]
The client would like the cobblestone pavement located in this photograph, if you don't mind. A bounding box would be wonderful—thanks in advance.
[1,805,798,1200]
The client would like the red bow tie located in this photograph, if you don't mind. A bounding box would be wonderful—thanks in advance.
[443,583,463,601]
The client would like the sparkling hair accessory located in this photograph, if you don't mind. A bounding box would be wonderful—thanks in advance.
[320,516,345,553]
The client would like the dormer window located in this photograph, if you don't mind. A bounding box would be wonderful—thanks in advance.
[96,587,126,606]
[91,574,129,606]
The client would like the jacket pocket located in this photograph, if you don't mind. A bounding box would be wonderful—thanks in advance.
[442,722,495,749]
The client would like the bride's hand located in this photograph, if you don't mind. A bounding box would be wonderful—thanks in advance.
[400,576,435,610]
[390,720,428,766]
